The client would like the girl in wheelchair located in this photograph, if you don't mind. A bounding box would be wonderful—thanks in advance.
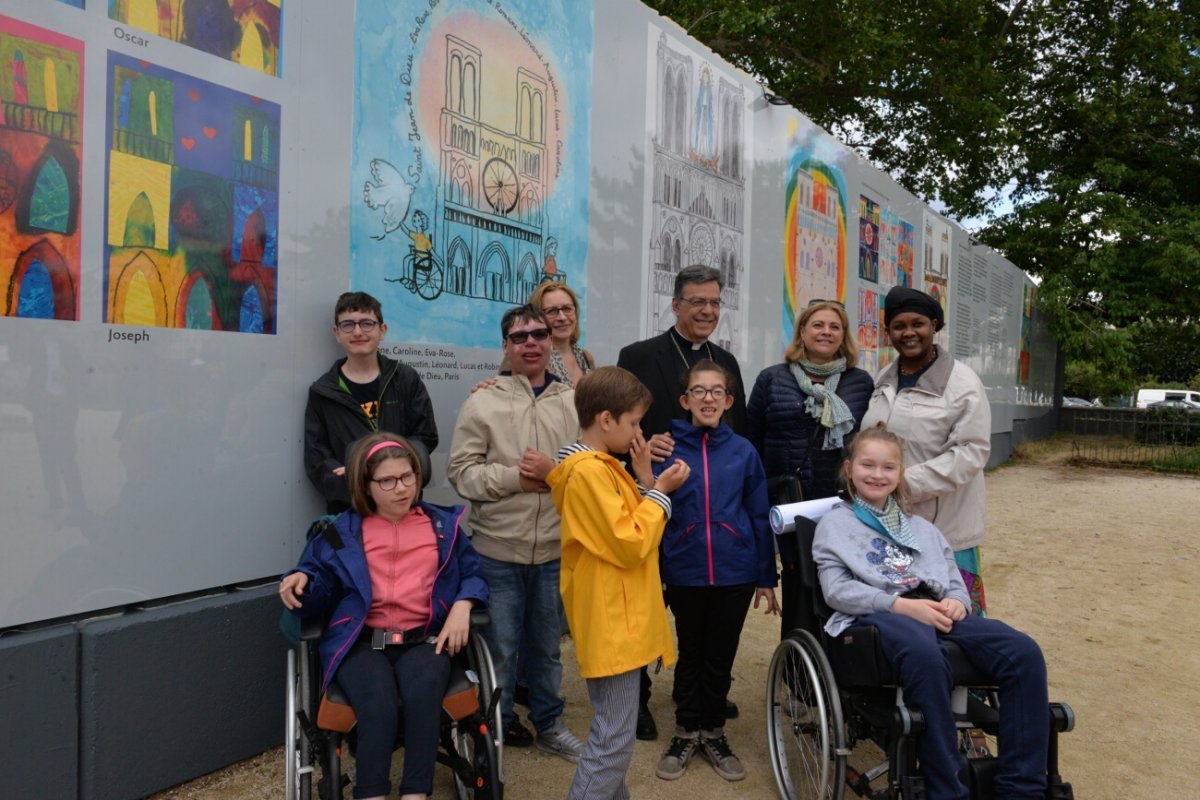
[813,424,1049,800]
[279,433,488,800]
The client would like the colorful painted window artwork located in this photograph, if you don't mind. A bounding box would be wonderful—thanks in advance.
[859,195,880,283]
[0,16,84,321]
[103,52,280,333]
[108,0,282,77]
[349,0,594,349]
[783,116,848,338]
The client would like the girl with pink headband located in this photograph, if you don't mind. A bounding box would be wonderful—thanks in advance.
[280,432,488,800]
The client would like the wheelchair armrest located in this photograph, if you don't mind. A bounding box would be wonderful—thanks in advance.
[470,609,491,626]
[299,615,325,642]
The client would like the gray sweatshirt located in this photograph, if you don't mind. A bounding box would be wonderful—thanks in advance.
[813,503,972,636]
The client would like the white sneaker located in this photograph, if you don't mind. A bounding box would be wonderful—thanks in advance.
[536,722,584,763]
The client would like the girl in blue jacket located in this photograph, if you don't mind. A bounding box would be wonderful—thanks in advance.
[646,360,778,783]
[280,433,488,800]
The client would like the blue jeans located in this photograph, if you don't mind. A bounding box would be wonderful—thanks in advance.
[478,555,565,732]
[861,613,1049,800]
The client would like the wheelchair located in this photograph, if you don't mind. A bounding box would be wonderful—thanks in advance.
[765,515,1075,799]
[284,610,504,799]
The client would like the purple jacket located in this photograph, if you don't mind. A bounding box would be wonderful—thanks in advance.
[287,502,488,691]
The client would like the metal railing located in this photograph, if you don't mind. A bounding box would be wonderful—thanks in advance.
[1065,407,1200,473]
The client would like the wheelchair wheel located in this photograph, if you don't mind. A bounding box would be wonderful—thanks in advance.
[453,631,503,799]
[767,630,846,799]
[414,255,445,300]
[285,645,315,800]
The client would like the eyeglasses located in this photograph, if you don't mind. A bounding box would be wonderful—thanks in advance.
[686,386,728,400]
[680,297,722,310]
[542,304,576,318]
[337,319,379,333]
[504,328,551,345]
[807,299,845,308]
[372,473,417,491]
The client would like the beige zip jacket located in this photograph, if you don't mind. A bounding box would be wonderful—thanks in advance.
[862,349,991,551]
[448,374,579,565]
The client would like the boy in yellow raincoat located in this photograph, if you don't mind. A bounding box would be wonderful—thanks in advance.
[547,366,691,799]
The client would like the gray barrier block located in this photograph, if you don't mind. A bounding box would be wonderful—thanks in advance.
[0,625,79,799]
[79,586,288,800]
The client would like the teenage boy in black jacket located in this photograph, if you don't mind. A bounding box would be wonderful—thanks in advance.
[304,292,438,513]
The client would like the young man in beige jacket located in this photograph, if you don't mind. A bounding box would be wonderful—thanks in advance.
[448,304,583,762]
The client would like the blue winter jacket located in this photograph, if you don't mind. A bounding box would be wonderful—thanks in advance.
[654,420,775,588]
[286,502,489,692]
[746,363,874,498]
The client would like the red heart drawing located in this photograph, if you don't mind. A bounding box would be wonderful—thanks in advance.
[203,126,217,138]
[188,88,200,101]
[181,137,196,150]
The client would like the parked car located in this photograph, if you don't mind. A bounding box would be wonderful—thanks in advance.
[1062,396,1097,407]
[1146,399,1200,411]
[1136,388,1200,408]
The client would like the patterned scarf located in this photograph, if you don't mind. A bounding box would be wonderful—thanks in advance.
[853,495,919,551]
[789,358,855,450]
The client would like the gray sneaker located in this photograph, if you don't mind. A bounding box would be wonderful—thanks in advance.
[655,730,700,780]
[698,728,745,781]
[536,722,584,763]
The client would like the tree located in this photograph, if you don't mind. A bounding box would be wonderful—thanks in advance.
[648,0,1200,384]
[982,1,1200,363]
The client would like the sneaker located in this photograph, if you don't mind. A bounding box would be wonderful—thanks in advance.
[504,718,533,748]
[636,704,658,741]
[536,722,584,763]
[698,728,745,781]
[655,730,700,780]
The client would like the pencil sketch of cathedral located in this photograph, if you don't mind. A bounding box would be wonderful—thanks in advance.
[645,31,748,353]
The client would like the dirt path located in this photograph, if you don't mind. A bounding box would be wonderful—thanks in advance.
[155,441,1196,799]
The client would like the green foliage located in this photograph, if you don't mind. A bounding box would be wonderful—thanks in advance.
[1128,322,1200,386]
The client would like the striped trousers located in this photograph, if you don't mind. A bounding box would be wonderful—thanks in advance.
[567,667,640,800]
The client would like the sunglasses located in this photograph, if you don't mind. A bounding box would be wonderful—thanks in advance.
[505,328,551,345]
[807,299,845,308]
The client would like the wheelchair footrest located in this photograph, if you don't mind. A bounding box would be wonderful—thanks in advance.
[959,754,998,800]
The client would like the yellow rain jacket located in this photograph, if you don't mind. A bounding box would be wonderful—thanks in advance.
[546,449,676,679]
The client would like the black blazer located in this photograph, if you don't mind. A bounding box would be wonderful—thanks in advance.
[616,330,748,438]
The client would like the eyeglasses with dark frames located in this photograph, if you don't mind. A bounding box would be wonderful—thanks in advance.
[686,386,728,400]
[542,304,576,318]
[372,473,417,491]
[504,328,552,345]
[337,318,379,333]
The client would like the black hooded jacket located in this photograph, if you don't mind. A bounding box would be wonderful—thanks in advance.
[303,352,438,513]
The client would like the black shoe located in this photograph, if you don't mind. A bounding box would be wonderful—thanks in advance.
[636,704,658,741]
[504,718,534,747]
[514,683,530,708]
[725,699,739,719]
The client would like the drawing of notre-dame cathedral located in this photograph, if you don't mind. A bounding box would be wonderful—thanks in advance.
[646,31,746,352]
[435,34,554,305]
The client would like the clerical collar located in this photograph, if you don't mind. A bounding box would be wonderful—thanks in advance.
[670,326,708,351]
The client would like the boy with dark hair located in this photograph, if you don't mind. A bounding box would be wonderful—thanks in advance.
[304,291,438,513]
[447,303,584,760]
[546,366,691,799]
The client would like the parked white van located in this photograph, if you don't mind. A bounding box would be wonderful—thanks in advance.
[1135,389,1200,408]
